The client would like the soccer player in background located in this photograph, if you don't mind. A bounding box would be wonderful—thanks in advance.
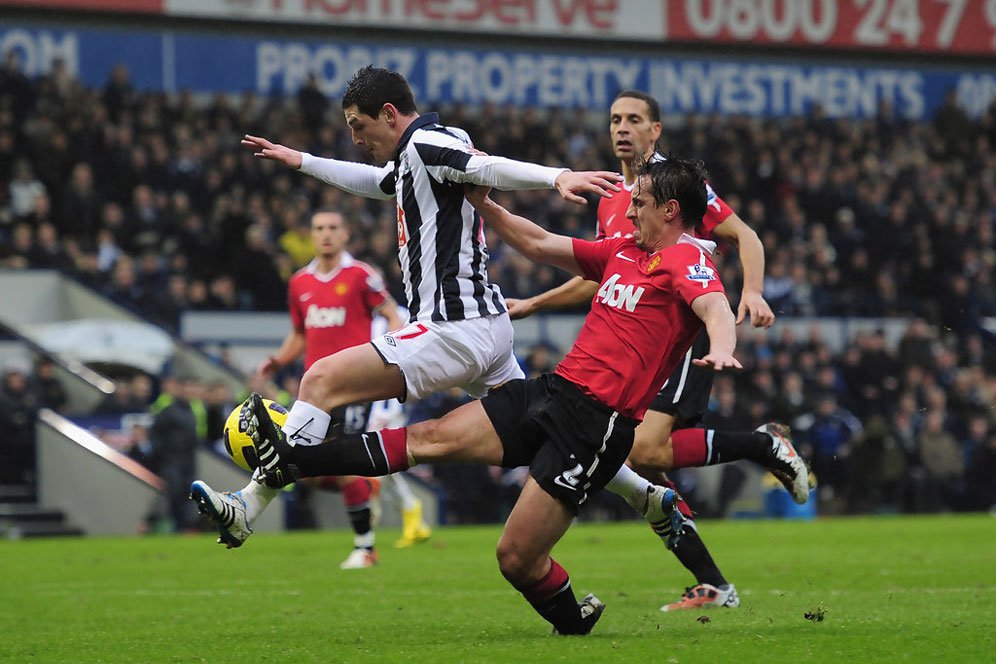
[193,209,429,565]
[241,157,741,635]
[506,91,808,611]
[188,66,688,547]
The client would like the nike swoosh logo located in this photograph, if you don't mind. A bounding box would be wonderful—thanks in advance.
[615,251,636,263]
[300,293,313,301]
[289,417,314,445]
[604,214,616,227]
[553,476,578,491]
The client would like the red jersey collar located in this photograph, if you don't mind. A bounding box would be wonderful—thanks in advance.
[305,252,355,282]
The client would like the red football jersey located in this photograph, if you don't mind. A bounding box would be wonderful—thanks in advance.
[288,254,389,370]
[596,171,733,241]
[555,235,726,419]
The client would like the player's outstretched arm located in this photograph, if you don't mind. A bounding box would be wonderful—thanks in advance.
[243,134,394,200]
[711,213,775,328]
[505,276,599,319]
[465,186,581,275]
[242,134,304,168]
[553,171,622,205]
[418,142,620,205]
[690,292,742,372]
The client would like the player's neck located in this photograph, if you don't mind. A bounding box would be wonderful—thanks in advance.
[646,226,685,254]
[620,159,638,186]
[315,253,342,274]
[393,114,419,143]
[620,151,654,186]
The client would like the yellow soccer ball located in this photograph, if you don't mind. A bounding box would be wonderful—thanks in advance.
[222,399,288,472]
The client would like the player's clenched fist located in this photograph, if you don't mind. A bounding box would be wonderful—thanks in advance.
[242,134,303,169]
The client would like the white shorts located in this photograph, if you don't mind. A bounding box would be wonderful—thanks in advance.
[371,314,524,401]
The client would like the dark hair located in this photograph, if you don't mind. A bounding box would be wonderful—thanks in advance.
[311,208,349,228]
[637,156,708,229]
[342,66,418,118]
[613,90,661,122]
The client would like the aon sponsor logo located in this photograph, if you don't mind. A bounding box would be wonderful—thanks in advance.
[305,305,346,328]
[596,273,645,312]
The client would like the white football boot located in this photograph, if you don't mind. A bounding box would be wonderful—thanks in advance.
[756,422,812,504]
[189,480,253,548]
[643,485,685,550]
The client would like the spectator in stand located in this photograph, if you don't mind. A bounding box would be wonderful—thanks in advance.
[8,159,46,219]
[917,410,966,511]
[0,360,39,486]
[95,381,138,415]
[60,163,101,240]
[102,64,134,124]
[279,214,316,268]
[27,356,67,414]
[125,422,158,474]
[964,431,996,512]
[203,381,235,448]
[150,377,200,532]
[129,374,155,412]
[795,393,862,507]
[102,255,144,311]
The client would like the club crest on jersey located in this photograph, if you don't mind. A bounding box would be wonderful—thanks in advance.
[335,283,348,295]
[397,205,408,247]
[644,254,662,273]
[596,273,645,312]
[686,263,717,288]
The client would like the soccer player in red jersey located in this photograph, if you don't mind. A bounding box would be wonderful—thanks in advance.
[506,91,809,611]
[240,157,741,635]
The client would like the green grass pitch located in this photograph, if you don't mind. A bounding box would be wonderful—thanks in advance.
[1,514,992,662]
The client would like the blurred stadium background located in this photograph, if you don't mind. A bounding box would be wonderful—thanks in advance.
[0,0,994,540]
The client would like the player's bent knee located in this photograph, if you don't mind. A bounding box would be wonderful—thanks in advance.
[407,419,462,462]
[495,539,533,586]
[628,433,674,471]
[299,358,339,402]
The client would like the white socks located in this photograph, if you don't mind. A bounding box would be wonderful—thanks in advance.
[387,473,420,510]
[354,531,375,549]
[282,400,332,446]
[240,468,280,523]
[605,464,653,513]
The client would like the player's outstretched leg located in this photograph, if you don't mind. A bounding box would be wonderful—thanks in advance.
[189,480,253,548]
[245,392,415,487]
[670,424,812,503]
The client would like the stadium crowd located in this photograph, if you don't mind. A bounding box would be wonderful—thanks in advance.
[1,58,994,517]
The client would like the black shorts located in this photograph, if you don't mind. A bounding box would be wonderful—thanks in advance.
[650,330,714,427]
[481,373,637,515]
[331,403,373,435]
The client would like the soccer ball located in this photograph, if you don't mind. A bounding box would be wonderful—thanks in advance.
[222,398,288,472]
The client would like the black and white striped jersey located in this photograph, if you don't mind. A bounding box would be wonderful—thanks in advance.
[299,112,566,323]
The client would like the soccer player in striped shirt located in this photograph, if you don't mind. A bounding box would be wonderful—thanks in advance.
[190,66,629,544]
